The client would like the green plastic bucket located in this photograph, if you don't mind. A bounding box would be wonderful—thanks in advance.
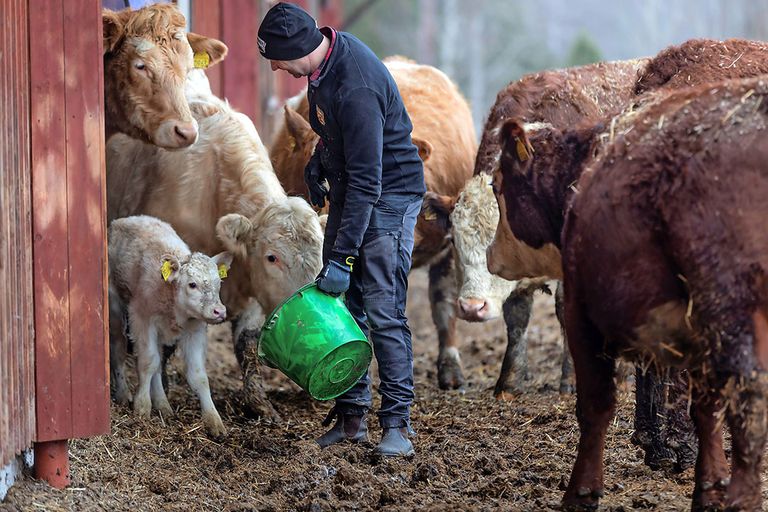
[258,283,372,400]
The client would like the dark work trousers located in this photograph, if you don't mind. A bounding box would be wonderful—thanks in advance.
[323,193,423,428]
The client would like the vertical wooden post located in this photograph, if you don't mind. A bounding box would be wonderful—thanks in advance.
[33,440,70,489]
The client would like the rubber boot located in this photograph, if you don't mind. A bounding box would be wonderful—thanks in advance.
[316,409,368,448]
[377,427,415,457]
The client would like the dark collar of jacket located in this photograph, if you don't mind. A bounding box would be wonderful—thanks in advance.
[308,28,347,89]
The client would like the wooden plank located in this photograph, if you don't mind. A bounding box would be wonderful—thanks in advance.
[220,0,260,126]
[191,0,223,97]
[319,0,343,27]
[0,0,35,466]
[63,0,109,438]
[18,0,35,453]
[29,0,73,443]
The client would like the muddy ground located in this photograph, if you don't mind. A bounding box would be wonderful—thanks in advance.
[4,268,765,511]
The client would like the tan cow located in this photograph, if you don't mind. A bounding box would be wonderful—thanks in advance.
[107,70,324,419]
[270,56,476,390]
[103,4,227,149]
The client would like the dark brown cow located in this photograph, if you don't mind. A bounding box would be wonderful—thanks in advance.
[488,38,768,473]
[103,4,227,149]
[554,75,768,511]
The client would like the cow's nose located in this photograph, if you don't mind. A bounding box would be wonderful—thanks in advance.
[174,122,198,144]
[213,307,226,321]
[458,298,488,320]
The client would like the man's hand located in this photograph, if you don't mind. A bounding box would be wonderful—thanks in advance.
[316,255,355,295]
[304,154,328,208]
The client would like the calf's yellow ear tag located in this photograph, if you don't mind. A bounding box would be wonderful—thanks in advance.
[161,260,173,281]
[422,204,437,221]
[218,264,228,279]
[194,51,210,69]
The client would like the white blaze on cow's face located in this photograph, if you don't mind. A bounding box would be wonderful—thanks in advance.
[216,198,323,314]
[102,5,228,149]
[166,252,231,324]
[450,176,518,322]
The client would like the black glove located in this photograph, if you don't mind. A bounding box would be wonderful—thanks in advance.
[304,153,328,208]
[316,254,355,295]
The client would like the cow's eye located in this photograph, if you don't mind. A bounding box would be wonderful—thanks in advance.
[267,255,278,263]
[134,61,146,71]
[188,282,197,289]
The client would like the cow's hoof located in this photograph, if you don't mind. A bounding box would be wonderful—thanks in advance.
[692,482,727,512]
[203,411,227,439]
[133,396,152,418]
[112,388,132,406]
[494,390,517,402]
[437,355,464,390]
[562,487,603,511]
[155,400,174,419]
[559,380,575,395]
[239,380,282,423]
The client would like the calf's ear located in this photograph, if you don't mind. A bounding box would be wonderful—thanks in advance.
[187,33,228,68]
[422,191,456,231]
[500,120,534,163]
[216,214,252,260]
[211,251,234,273]
[159,254,181,283]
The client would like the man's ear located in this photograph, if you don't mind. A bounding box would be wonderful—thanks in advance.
[501,119,534,163]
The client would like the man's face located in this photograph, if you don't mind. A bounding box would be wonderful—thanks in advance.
[270,57,311,78]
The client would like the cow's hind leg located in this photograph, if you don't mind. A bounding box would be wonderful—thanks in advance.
[665,369,697,473]
[554,281,574,394]
[690,388,729,511]
[494,286,533,399]
[109,303,131,405]
[562,302,615,511]
[429,250,463,389]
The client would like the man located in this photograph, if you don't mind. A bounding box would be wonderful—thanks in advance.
[258,2,426,457]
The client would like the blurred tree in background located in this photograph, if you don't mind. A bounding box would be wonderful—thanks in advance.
[342,0,768,136]
[566,32,602,67]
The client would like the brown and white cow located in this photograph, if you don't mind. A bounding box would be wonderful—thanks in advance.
[270,56,477,390]
[103,4,227,149]
[107,70,324,420]
[421,60,646,397]
[556,75,768,512]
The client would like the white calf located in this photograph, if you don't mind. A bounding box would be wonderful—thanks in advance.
[108,215,233,437]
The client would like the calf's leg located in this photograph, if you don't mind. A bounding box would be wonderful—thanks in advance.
[130,311,160,418]
[150,368,173,418]
[429,250,463,389]
[182,325,226,438]
[690,388,729,511]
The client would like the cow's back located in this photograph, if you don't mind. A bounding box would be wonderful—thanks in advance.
[475,59,647,176]
[635,38,768,95]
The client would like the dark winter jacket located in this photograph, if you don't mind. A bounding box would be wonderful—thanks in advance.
[307,29,426,258]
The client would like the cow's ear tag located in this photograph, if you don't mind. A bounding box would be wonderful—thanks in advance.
[194,51,210,69]
[218,264,228,279]
[515,136,531,162]
[161,260,173,281]
[422,204,437,221]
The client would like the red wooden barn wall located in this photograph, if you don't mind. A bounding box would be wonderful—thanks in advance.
[28,0,110,442]
[0,0,35,468]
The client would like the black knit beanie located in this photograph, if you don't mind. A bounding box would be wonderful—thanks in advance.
[258,2,324,61]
